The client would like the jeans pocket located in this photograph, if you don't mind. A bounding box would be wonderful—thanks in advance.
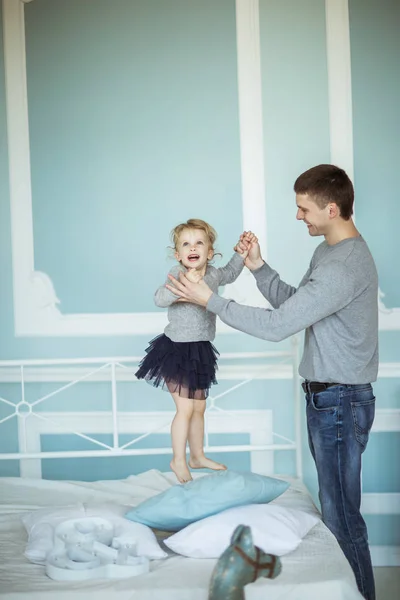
[350,397,375,449]
[309,391,338,411]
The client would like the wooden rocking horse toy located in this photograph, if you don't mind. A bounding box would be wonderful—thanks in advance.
[208,525,281,600]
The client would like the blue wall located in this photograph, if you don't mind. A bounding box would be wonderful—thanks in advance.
[26,0,243,315]
[0,0,399,555]
[350,0,400,309]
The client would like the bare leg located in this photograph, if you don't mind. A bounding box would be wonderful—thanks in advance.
[170,392,194,483]
[188,399,227,471]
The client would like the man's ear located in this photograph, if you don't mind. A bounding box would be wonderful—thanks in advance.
[328,203,339,218]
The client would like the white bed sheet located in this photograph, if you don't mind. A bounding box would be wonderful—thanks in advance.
[0,470,363,600]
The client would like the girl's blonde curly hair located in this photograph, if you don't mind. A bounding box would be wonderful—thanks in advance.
[171,219,217,254]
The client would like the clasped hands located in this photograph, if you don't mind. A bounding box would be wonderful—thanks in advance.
[165,231,263,307]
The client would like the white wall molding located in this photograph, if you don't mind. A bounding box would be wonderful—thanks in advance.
[223,0,270,309]
[325,0,354,181]
[377,289,400,330]
[0,362,296,383]
[235,0,266,255]
[2,0,268,337]
[0,361,399,383]
[372,409,400,433]
[370,546,400,567]
[4,0,400,334]
[378,362,400,379]
[362,493,400,515]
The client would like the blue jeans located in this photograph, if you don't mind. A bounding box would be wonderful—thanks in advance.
[305,383,376,600]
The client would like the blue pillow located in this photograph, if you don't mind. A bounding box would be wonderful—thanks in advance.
[125,470,289,532]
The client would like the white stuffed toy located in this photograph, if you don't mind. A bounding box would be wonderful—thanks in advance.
[22,504,167,581]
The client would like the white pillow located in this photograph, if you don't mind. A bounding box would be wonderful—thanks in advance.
[165,503,320,558]
[21,503,167,563]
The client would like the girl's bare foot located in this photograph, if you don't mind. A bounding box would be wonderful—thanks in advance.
[170,459,193,484]
[189,456,227,471]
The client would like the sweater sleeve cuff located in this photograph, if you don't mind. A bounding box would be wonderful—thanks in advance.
[231,252,245,266]
[251,261,271,281]
[207,293,229,315]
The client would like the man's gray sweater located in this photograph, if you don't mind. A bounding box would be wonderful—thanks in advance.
[207,237,379,384]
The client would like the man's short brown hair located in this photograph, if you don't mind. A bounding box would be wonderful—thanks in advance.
[294,164,354,220]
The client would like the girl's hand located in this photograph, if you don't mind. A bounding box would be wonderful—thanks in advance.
[185,268,203,284]
[234,231,261,267]
[234,231,256,257]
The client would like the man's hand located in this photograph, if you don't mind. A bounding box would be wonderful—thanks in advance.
[234,231,257,260]
[166,272,213,307]
[234,231,264,271]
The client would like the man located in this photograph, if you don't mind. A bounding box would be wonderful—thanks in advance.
[167,164,378,600]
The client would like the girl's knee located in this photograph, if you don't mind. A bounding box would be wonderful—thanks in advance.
[193,399,206,414]
[174,399,195,418]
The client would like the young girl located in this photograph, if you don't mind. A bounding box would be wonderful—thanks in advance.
[135,219,256,483]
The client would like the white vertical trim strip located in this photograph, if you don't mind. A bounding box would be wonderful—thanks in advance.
[235,0,267,258]
[110,363,118,449]
[325,0,354,180]
[2,0,36,335]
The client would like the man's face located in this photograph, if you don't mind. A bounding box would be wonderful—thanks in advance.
[296,194,330,237]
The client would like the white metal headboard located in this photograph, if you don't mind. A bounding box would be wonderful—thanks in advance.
[0,338,303,479]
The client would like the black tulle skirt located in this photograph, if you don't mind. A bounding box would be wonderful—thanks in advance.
[135,334,219,399]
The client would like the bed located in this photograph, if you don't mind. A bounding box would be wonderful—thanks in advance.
[0,470,363,600]
[0,342,363,599]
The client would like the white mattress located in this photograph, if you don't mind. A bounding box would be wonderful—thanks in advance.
[0,470,363,600]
